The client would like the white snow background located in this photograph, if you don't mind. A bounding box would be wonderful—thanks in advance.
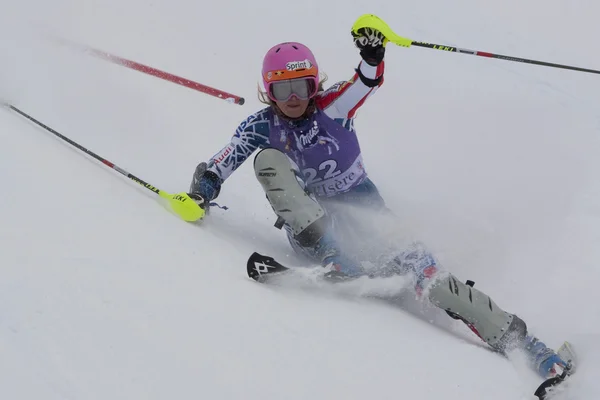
[1,0,600,399]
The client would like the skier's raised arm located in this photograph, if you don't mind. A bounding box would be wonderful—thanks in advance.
[317,27,386,120]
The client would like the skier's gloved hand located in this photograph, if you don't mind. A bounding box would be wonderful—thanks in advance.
[352,27,386,66]
[190,162,222,201]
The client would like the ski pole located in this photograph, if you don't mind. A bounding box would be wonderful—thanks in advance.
[52,37,245,105]
[353,14,600,75]
[2,103,205,222]
[88,47,246,105]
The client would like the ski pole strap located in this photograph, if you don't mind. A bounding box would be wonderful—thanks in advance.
[209,202,229,210]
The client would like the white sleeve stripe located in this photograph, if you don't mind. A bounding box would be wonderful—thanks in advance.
[323,81,374,119]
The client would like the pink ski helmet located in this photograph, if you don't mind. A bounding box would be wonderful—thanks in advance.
[262,42,319,101]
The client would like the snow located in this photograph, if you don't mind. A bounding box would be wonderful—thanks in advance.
[1,0,600,398]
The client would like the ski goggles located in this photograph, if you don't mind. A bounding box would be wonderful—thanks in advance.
[267,77,318,102]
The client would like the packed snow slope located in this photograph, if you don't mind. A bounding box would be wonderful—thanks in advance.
[2,0,600,399]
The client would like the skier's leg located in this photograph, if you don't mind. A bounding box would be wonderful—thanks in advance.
[253,148,361,276]
[428,274,569,377]
[393,242,568,378]
[254,148,326,247]
[391,241,525,350]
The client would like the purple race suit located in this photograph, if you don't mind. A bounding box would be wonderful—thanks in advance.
[267,108,366,197]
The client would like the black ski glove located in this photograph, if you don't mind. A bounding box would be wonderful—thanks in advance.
[352,27,386,66]
[189,162,222,201]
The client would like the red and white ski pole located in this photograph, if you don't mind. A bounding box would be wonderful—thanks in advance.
[54,37,245,105]
[87,47,245,105]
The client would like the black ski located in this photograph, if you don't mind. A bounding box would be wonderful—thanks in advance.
[247,252,355,283]
[534,363,573,399]
[247,252,291,282]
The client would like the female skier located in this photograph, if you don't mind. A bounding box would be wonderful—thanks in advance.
[187,27,569,380]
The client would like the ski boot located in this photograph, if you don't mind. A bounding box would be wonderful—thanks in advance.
[523,335,570,378]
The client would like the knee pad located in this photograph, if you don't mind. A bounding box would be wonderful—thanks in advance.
[254,148,326,238]
[428,274,526,351]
